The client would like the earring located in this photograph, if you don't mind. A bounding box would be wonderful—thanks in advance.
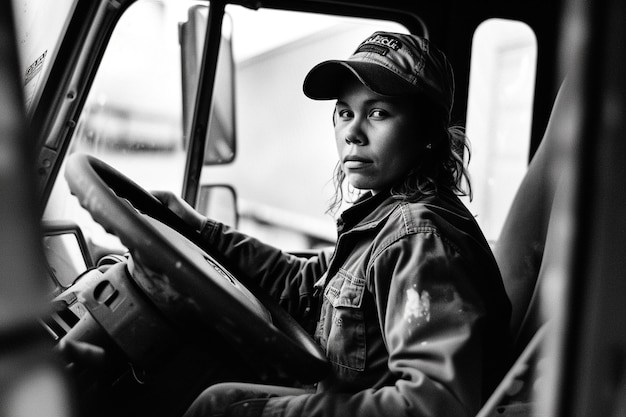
[426,143,432,150]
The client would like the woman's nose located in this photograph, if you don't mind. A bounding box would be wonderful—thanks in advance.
[344,121,366,145]
[344,134,365,145]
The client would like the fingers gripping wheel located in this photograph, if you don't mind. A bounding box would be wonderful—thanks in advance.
[64,153,329,383]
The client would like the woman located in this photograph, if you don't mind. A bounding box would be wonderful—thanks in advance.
[157,31,511,417]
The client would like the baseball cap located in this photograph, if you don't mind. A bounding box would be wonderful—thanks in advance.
[303,31,455,116]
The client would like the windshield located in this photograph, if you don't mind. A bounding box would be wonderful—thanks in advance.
[43,0,191,257]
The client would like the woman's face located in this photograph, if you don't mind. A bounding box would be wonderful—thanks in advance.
[334,79,425,194]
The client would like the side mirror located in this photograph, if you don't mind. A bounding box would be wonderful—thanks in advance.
[42,221,94,290]
[179,5,236,164]
[196,184,239,228]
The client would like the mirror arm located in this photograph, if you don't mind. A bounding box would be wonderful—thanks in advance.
[181,0,226,205]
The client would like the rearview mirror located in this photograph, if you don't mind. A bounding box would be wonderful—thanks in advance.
[180,5,236,165]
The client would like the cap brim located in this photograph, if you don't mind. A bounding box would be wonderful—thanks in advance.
[303,60,417,100]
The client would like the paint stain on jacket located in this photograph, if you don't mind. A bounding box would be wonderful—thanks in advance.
[403,286,431,329]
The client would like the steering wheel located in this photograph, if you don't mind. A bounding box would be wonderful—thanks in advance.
[64,152,329,384]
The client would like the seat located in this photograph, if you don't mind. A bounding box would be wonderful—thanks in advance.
[477,79,574,416]
[495,79,572,355]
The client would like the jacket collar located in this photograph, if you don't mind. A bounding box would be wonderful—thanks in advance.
[336,187,463,236]
[336,190,397,234]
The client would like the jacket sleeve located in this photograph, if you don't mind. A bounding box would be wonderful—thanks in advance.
[261,228,489,417]
[199,219,333,324]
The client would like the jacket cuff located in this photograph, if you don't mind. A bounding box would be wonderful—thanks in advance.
[199,217,220,242]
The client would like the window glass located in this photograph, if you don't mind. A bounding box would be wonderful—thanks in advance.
[464,19,537,243]
[44,0,190,255]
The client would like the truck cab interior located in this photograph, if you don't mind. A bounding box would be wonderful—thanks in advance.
[1,1,625,417]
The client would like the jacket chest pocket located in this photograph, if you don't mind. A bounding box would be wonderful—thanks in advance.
[315,269,366,373]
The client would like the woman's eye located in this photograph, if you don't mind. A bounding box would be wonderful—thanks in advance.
[337,109,353,118]
[370,109,387,118]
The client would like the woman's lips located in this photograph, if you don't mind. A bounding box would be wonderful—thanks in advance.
[343,156,371,169]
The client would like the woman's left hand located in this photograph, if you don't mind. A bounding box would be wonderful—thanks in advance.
[152,190,207,232]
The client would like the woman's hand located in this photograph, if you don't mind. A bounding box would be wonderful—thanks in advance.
[152,190,207,232]
[56,338,107,394]
[58,339,107,371]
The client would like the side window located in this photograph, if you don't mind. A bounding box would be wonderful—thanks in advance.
[204,7,408,250]
[74,0,186,188]
[465,19,537,243]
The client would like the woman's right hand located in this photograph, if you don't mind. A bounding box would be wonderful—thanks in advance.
[152,190,207,232]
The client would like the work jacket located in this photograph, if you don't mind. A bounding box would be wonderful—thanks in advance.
[199,188,511,417]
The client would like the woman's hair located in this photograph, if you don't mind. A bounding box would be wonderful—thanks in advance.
[327,98,472,215]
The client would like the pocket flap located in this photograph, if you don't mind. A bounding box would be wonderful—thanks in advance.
[324,269,365,308]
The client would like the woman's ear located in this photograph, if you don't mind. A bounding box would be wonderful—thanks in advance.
[332,107,338,127]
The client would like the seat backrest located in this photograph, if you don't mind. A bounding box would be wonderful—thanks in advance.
[493,79,570,358]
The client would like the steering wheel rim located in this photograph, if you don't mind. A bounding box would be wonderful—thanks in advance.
[64,152,329,383]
